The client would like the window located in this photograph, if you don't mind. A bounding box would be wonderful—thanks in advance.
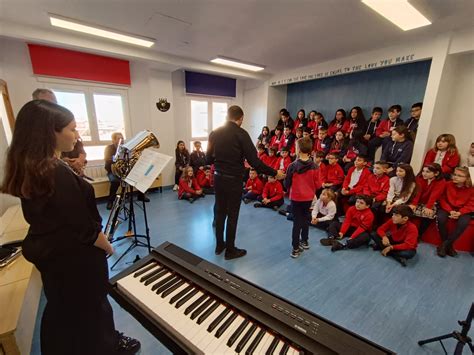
[189,99,228,153]
[52,86,129,160]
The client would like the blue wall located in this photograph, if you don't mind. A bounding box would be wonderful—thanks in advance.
[286,60,431,121]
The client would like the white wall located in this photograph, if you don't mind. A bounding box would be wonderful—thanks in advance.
[430,52,474,165]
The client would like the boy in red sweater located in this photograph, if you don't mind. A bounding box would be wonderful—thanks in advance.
[254,175,284,210]
[285,137,320,258]
[321,152,344,191]
[371,205,418,267]
[321,195,374,251]
[196,165,215,194]
[363,161,390,224]
[243,168,264,204]
[341,155,371,204]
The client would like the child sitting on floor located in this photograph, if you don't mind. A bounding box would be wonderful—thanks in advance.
[254,175,285,210]
[243,168,264,204]
[178,166,204,203]
[311,188,337,230]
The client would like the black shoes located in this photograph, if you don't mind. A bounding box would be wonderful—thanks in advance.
[116,332,140,354]
[254,203,262,208]
[437,242,447,257]
[300,241,310,250]
[106,201,113,210]
[224,248,247,260]
[243,198,251,204]
[394,256,408,267]
[291,247,303,258]
[215,244,225,255]
[320,237,335,246]
[331,241,345,252]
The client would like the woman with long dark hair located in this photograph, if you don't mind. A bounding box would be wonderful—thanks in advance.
[0,100,140,355]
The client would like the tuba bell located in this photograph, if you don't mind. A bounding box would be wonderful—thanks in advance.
[111,130,160,178]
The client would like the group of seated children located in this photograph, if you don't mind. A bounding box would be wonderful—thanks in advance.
[252,127,473,265]
[175,141,214,203]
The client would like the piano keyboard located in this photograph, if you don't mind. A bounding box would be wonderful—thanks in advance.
[109,242,395,355]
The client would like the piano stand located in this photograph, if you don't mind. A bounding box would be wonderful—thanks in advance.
[110,184,153,270]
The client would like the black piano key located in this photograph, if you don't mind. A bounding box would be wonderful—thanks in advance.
[207,308,231,333]
[235,323,257,353]
[280,343,290,355]
[227,319,249,347]
[265,337,280,355]
[151,273,175,291]
[139,266,164,283]
[155,276,180,295]
[161,279,185,298]
[170,285,194,305]
[184,294,208,315]
[215,312,237,338]
[246,329,266,355]
[190,298,214,320]
[197,300,220,325]
[143,268,167,286]
[133,262,157,278]
[175,289,199,309]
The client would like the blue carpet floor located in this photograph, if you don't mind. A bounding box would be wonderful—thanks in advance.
[31,189,474,354]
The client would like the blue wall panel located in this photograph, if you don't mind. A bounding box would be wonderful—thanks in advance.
[286,60,431,120]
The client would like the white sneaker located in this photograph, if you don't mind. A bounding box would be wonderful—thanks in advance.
[173,184,178,191]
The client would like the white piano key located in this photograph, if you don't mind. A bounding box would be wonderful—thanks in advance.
[254,333,273,354]
[204,314,243,354]
[240,325,263,354]
[273,340,285,354]
[192,304,229,350]
[224,321,253,354]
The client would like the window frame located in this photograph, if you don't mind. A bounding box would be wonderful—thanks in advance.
[40,79,131,162]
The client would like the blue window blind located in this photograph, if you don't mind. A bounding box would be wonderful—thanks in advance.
[185,71,236,97]
[286,60,431,120]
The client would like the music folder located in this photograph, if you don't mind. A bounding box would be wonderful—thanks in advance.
[124,148,172,193]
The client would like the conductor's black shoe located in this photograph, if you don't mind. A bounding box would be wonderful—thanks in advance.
[137,196,150,202]
[116,332,141,354]
[106,201,113,210]
[225,248,247,260]
[215,244,225,255]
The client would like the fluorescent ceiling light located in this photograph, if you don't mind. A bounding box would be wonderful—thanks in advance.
[211,57,265,72]
[49,14,155,47]
[361,0,431,31]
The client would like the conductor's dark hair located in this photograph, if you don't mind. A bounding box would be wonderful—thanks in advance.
[227,105,244,121]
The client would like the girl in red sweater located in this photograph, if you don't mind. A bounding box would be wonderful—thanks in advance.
[178,166,203,203]
[436,167,474,257]
[409,163,446,237]
[422,134,460,178]
[327,109,347,137]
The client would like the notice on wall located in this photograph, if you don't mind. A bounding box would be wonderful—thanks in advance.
[271,54,416,86]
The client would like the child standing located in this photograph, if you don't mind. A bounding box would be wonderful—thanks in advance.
[321,195,374,251]
[311,189,337,230]
[371,205,418,267]
[178,166,203,203]
[254,175,284,210]
[285,137,321,258]
[174,140,190,191]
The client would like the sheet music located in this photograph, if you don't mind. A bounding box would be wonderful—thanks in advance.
[124,148,172,193]
[122,130,150,151]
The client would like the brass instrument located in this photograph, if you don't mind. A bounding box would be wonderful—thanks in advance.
[111,130,160,178]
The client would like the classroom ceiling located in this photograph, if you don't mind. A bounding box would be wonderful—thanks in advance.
[1,0,473,76]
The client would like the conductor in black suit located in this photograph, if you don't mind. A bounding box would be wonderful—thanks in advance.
[206,105,285,260]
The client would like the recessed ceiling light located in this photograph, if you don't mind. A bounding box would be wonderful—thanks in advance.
[211,57,265,72]
[49,14,155,47]
[361,0,431,31]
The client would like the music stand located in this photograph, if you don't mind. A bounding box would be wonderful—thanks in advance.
[106,150,152,270]
[418,303,473,355]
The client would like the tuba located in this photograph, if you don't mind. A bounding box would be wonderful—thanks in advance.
[111,130,160,178]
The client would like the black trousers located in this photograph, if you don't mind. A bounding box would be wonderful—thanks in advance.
[257,196,284,209]
[436,209,471,242]
[214,174,244,251]
[291,200,312,250]
[107,173,121,203]
[370,232,416,259]
[40,245,118,355]
[327,222,371,248]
